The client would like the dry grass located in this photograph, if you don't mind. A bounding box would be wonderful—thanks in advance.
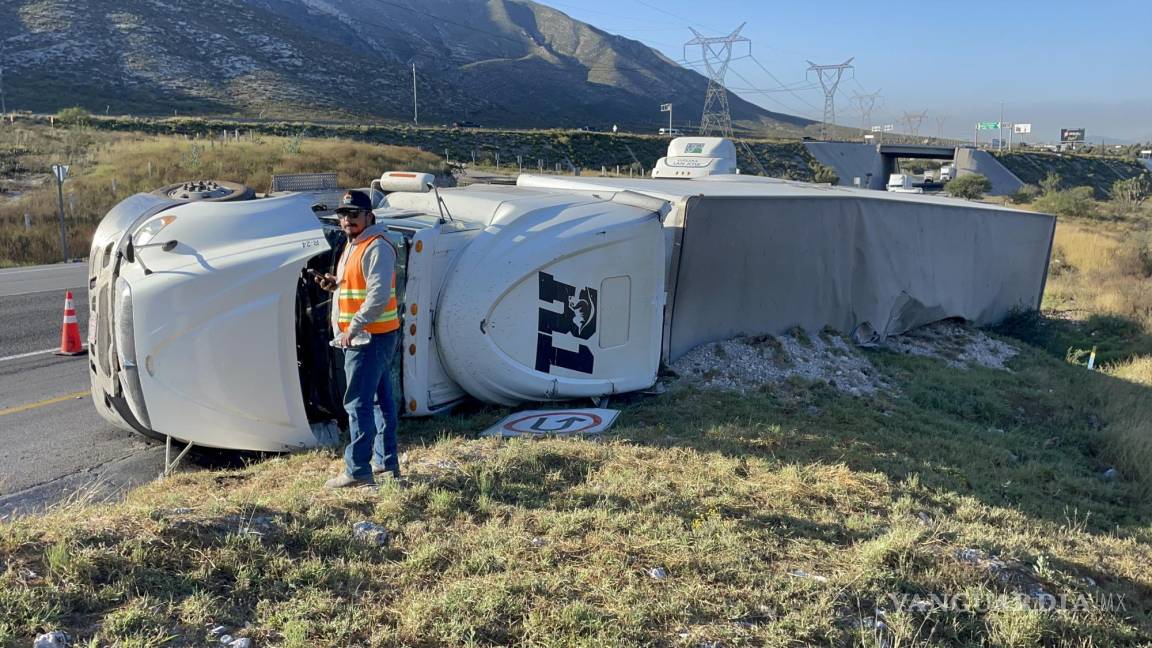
[0,125,446,266]
[1044,222,1152,327]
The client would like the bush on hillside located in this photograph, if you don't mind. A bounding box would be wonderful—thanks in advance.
[809,161,839,185]
[1033,186,1097,218]
[1040,171,1063,195]
[1009,183,1041,204]
[1112,175,1152,212]
[945,173,991,199]
[55,106,92,128]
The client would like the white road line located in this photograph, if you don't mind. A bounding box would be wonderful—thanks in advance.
[0,348,74,363]
[0,265,83,276]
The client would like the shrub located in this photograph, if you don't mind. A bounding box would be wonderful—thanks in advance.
[944,173,991,199]
[1039,171,1063,195]
[809,161,839,185]
[1008,183,1040,204]
[1033,186,1097,218]
[1112,175,1151,212]
[55,106,92,128]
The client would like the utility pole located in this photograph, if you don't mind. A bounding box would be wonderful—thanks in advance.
[0,66,6,115]
[412,63,418,124]
[935,115,948,141]
[851,89,881,134]
[806,58,854,140]
[684,23,750,137]
[999,101,1004,151]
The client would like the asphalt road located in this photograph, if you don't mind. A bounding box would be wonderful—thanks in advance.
[0,262,166,518]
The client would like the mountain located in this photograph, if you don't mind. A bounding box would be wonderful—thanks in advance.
[1,0,813,134]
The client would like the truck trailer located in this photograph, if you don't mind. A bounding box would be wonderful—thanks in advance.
[87,139,1055,452]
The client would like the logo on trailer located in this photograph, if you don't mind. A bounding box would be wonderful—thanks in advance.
[535,272,598,374]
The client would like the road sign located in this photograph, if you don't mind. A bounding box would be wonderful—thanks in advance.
[51,164,69,183]
[883,124,894,132]
[977,121,1001,131]
[870,125,882,132]
[481,408,621,438]
[1013,123,1032,134]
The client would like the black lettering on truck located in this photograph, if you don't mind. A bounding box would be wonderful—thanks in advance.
[535,272,597,374]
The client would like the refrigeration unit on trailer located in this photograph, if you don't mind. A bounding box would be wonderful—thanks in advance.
[88,141,1055,453]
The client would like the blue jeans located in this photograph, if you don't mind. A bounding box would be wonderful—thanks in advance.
[342,330,399,479]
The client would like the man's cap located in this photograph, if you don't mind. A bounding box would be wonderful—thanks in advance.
[335,189,373,213]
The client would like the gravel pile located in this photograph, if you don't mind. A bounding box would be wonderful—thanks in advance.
[670,321,1019,396]
[883,320,1018,369]
[670,330,889,397]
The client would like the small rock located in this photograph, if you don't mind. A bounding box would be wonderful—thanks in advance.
[171,507,194,515]
[1082,576,1097,587]
[648,567,668,580]
[1087,414,1102,429]
[787,569,828,583]
[1102,468,1119,481]
[1042,436,1059,449]
[219,635,233,645]
[208,626,229,638]
[530,537,547,548]
[229,639,253,648]
[33,631,69,648]
[1007,452,1019,463]
[352,521,390,546]
[916,511,931,525]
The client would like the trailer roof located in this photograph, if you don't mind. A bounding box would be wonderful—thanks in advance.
[515,174,1036,214]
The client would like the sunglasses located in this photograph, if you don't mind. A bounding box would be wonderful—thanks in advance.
[337,210,366,220]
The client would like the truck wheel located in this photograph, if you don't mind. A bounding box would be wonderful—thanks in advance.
[150,180,256,202]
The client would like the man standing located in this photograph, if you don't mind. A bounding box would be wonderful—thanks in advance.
[317,189,402,489]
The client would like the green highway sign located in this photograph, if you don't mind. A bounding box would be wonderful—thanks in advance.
[977,121,1001,130]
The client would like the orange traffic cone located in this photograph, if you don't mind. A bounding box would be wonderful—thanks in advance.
[56,290,87,356]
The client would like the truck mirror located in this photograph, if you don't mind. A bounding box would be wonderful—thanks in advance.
[378,172,435,193]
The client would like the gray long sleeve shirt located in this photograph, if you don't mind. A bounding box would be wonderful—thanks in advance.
[331,223,398,337]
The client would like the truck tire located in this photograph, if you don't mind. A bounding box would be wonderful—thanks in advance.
[150,180,256,202]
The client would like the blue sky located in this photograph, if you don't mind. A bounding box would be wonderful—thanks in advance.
[544,0,1152,143]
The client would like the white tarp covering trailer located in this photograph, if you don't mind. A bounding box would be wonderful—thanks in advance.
[88,169,1054,452]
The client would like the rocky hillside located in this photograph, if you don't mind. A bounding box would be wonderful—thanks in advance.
[1,0,813,135]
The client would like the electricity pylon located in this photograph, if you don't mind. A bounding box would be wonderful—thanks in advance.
[902,110,928,136]
[806,58,854,140]
[684,23,750,137]
[851,89,881,133]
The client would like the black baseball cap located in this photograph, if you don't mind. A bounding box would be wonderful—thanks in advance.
[335,189,373,213]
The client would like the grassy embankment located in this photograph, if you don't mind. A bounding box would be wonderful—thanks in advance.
[0,124,446,267]
[4,126,1152,645]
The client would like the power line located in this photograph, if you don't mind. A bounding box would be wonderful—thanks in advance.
[748,54,821,112]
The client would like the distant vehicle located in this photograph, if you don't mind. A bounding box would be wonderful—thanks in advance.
[923,170,935,182]
[577,126,599,132]
[452,121,481,128]
[938,165,955,182]
[659,127,681,136]
[886,174,924,193]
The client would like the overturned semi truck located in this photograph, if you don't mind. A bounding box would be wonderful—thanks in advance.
[87,138,1055,452]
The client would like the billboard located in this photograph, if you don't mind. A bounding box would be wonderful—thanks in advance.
[1061,128,1086,143]
[1013,123,1032,134]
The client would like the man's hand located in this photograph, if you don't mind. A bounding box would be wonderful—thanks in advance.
[314,272,338,292]
[333,332,353,348]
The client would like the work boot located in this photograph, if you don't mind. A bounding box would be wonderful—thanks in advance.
[323,473,375,490]
[371,463,401,479]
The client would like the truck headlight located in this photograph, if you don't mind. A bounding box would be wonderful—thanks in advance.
[133,214,177,247]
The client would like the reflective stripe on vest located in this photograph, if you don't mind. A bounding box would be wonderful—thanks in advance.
[337,234,399,334]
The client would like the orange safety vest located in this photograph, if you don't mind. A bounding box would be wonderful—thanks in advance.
[337,234,400,334]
